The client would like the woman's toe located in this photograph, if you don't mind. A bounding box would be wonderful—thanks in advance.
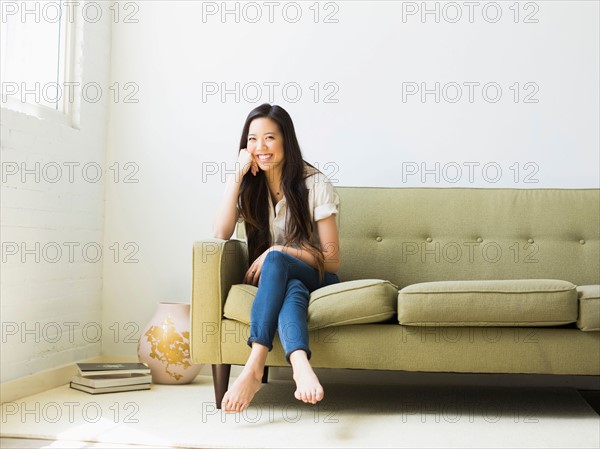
[222,399,229,411]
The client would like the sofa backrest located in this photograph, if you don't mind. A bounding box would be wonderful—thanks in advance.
[336,188,599,288]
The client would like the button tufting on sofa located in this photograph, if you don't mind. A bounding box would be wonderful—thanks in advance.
[426,237,432,243]
[528,238,534,243]
[476,237,483,243]
[580,239,586,245]
[376,236,382,242]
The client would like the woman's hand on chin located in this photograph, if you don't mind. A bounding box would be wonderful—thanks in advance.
[238,148,259,177]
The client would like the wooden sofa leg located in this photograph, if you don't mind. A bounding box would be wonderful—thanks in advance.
[262,366,269,384]
[212,364,231,409]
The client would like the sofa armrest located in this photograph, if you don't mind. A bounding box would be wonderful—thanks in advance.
[190,239,248,364]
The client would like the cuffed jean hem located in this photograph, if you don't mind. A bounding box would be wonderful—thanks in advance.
[247,337,273,351]
[285,346,312,364]
[246,338,312,365]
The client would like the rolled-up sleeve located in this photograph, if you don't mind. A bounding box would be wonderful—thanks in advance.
[313,173,340,221]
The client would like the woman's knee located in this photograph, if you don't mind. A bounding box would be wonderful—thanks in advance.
[263,250,288,268]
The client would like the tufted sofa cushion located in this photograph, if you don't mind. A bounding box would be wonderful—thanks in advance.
[576,285,600,331]
[398,279,578,326]
[223,279,398,330]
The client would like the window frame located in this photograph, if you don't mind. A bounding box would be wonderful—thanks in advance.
[1,3,79,128]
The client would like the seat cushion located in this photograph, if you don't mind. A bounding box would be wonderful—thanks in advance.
[223,284,258,326]
[223,279,398,330]
[576,285,600,331]
[307,279,398,329]
[398,279,578,326]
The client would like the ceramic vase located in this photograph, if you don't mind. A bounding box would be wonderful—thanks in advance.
[137,302,201,384]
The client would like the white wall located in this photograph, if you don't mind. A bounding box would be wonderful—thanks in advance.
[0,6,112,381]
[103,1,599,357]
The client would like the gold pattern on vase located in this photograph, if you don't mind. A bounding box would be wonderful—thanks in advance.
[138,302,201,384]
[142,317,192,381]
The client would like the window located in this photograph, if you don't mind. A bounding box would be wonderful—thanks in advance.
[1,1,77,125]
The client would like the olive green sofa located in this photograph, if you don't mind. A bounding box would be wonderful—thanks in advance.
[191,188,600,407]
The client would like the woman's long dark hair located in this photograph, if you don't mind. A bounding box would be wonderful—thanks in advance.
[238,103,325,280]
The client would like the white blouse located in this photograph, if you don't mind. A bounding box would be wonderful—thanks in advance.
[237,164,340,247]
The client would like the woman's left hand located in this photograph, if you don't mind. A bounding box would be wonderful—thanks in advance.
[244,245,283,286]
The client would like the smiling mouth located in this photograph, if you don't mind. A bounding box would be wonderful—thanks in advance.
[257,154,273,162]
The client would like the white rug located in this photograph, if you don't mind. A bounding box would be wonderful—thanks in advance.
[1,374,599,448]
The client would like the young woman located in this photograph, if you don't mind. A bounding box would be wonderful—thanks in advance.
[213,103,341,413]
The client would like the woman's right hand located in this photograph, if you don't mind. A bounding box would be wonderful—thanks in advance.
[238,148,258,177]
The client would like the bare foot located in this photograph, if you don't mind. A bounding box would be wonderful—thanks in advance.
[292,363,324,404]
[221,369,263,413]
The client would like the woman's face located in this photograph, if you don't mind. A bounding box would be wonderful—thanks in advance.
[247,117,284,174]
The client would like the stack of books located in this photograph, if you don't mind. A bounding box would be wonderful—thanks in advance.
[70,362,152,394]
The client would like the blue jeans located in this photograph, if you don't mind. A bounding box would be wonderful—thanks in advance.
[247,250,340,363]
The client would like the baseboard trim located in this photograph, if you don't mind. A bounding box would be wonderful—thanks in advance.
[0,355,138,404]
